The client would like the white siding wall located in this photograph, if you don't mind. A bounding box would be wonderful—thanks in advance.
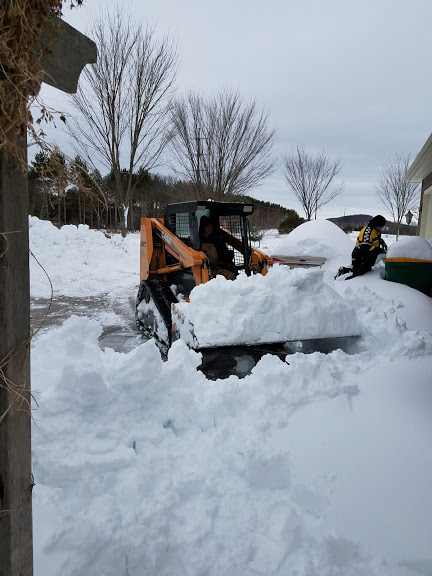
[420,186,432,240]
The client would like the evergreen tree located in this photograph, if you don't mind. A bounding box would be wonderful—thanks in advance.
[278,209,305,234]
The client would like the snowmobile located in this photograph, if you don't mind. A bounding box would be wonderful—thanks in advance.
[135,200,273,353]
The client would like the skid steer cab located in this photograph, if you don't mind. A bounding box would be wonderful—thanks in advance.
[136,200,273,353]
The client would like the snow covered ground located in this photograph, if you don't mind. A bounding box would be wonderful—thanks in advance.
[29,217,432,576]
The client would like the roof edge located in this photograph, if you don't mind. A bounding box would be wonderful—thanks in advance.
[406,133,432,182]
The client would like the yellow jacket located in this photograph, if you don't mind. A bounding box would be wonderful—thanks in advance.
[356,225,381,252]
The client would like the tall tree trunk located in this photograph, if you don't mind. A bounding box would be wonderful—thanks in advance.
[119,203,128,237]
[129,195,133,231]
[97,202,100,229]
[78,189,82,224]
[39,191,47,220]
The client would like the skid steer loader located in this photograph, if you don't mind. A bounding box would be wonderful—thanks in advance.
[135,200,273,353]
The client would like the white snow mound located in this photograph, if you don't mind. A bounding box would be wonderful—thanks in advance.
[387,236,432,261]
[174,265,360,348]
[271,219,355,258]
[29,216,138,297]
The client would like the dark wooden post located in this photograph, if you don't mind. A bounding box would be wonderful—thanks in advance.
[0,137,32,576]
[0,17,96,576]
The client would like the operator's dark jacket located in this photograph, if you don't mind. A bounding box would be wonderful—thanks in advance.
[199,216,232,263]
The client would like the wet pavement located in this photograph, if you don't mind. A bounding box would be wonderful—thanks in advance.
[30,296,360,380]
[30,295,142,354]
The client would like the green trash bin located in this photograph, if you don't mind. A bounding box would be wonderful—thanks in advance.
[385,258,432,296]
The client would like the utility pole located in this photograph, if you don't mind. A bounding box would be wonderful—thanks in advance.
[0,16,96,576]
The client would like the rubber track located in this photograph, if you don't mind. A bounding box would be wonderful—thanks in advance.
[136,279,178,353]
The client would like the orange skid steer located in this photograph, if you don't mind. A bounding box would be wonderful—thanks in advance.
[136,200,273,353]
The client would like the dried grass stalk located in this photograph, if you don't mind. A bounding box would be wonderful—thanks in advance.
[0,0,83,166]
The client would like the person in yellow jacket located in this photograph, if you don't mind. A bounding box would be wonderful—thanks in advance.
[348,215,387,278]
[335,215,387,280]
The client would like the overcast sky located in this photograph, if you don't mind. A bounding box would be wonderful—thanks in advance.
[39,0,432,221]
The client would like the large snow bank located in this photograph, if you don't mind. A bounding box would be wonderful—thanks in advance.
[32,310,432,576]
[29,216,139,298]
[387,236,432,260]
[175,266,361,347]
[271,219,355,258]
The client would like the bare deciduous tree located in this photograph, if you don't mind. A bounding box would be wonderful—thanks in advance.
[169,90,275,198]
[282,146,343,220]
[67,7,178,235]
[375,153,420,238]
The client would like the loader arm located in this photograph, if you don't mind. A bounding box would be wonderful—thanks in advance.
[140,217,210,286]
[220,229,273,275]
[250,246,274,275]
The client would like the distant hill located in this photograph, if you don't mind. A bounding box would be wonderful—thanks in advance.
[328,214,372,228]
[328,214,417,236]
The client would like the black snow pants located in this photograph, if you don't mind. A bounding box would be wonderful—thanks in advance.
[351,245,379,277]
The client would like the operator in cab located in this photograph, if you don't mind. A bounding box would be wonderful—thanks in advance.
[199,216,236,280]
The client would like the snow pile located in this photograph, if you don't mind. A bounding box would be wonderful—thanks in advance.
[387,236,432,261]
[281,355,432,570]
[270,219,355,258]
[29,216,139,297]
[32,309,432,576]
[175,266,361,348]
